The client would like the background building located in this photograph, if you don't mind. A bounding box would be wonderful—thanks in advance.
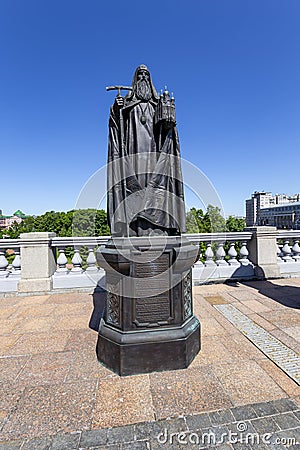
[0,210,28,229]
[245,192,300,229]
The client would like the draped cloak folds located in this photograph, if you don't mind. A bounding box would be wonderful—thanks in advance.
[107,87,186,237]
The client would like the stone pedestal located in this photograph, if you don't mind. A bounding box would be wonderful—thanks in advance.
[18,232,57,293]
[96,236,200,376]
[245,227,280,279]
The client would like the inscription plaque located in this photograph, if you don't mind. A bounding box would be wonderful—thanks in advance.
[135,296,170,323]
[133,251,172,326]
[133,251,170,296]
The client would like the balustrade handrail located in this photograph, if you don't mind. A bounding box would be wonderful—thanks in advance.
[52,232,254,247]
[0,239,21,250]
[184,232,253,244]
[51,236,111,247]
[277,230,300,240]
[0,231,254,251]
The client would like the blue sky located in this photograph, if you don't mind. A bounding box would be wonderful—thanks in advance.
[0,0,299,217]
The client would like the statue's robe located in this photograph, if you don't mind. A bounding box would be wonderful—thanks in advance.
[107,97,186,236]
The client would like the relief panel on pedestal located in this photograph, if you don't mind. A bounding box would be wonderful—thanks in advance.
[106,273,122,327]
[182,270,192,321]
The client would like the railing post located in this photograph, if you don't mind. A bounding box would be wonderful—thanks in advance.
[18,232,56,293]
[245,226,280,279]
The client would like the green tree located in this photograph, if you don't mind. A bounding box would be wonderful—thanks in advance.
[206,205,226,233]
[1,209,111,238]
[186,207,211,232]
[226,215,245,232]
[185,207,245,262]
[95,210,110,236]
[4,216,35,238]
[185,210,200,233]
[185,205,226,233]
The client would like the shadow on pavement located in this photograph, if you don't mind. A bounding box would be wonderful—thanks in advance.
[238,279,300,309]
[89,284,106,332]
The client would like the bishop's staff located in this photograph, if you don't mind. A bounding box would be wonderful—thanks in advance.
[106,85,132,237]
[106,85,132,156]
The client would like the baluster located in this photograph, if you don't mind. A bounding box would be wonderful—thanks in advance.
[228,242,239,265]
[194,253,203,266]
[71,248,83,273]
[239,241,250,265]
[204,243,215,266]
[281,240,292,261]
[215,242,227,266]
[194,243,203,264]
[292,239,300,262]
[276,241,283,262]
[12,250,21,273]
[0,249,9,278]
[56,247,69,274]
[86,247,98,273]
[192,244,204,282]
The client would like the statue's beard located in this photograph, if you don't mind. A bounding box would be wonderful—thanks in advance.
[136,79,152,101]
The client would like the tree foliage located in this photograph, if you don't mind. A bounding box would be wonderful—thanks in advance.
[225,215,246,232]
[185,206,245,234]
[185,207,246,263]
[1,207,245,239]
[186,205,225,233]
[1,209,110,238]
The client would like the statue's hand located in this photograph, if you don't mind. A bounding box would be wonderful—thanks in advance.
[115,96,124,108]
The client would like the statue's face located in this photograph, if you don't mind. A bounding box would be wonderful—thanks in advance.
[136,69,152,101]
[137,69,150,81]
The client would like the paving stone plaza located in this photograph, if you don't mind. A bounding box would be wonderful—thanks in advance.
[0,278,299,449]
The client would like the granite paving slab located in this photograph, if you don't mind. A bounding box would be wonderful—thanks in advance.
[211,360,287,405]
[16,351,76,386]
[16,295,50,307]
[0,356,29,383]
[0,306,18,319]
[9,304,56,319]
[93,375,154,429]
[1,381,97,440]
[0,335,21,356]
[258,360,300,397]
[7,331,72,356]
[64,329,97,352]
[149,366,232,419]
[0,317,23,334]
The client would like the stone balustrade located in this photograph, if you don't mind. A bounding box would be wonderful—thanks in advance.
[0,227,300,294]
[0,239,21,292]
[186,232,254,283]
[276,230,300,276]
[51,236,108,290]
